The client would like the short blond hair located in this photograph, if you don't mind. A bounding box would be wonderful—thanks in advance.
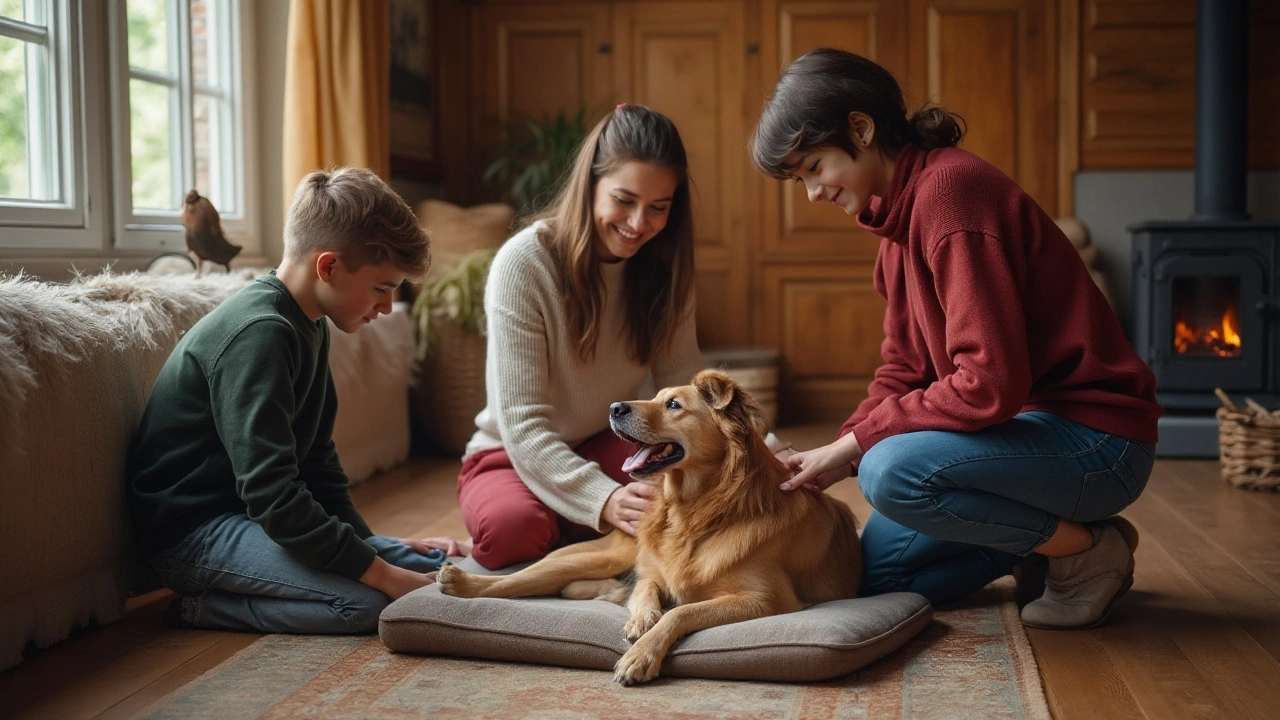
[284,167,431,279]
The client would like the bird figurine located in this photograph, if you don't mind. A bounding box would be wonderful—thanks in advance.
[181,189,241,275]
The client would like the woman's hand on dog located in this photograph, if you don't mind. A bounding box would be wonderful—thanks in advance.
[603,482,658,535]
[781,434,863,492]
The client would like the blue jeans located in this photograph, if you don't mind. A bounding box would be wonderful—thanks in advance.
[856,411,1155,606]
[150,512,446,633]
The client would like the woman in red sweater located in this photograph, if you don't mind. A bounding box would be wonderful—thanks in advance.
[751,49,1163,630]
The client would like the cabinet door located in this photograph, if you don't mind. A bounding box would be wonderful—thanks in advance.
[907,0,1060,216]
[755,0,905,422]
[469,1,614,197]
[613,0,751,349]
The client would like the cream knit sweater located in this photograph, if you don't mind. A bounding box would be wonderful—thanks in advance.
[465,223,705,531]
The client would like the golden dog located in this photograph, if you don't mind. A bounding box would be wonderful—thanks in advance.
[437,369,863,685]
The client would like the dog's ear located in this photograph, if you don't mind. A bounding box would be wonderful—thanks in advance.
[694,369,772,440]
[694,369,737,411]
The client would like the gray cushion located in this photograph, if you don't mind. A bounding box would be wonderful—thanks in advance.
[379,558,932,682]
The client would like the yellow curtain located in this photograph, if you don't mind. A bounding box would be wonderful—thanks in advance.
[282,0,390,206]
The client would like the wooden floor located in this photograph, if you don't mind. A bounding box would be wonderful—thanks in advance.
[2,423,1279,719]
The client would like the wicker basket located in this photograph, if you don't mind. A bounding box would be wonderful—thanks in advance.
[1215,388,1280,491]
[411,311,487,457]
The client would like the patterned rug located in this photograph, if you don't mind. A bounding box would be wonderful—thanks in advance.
[139,581,1049,720]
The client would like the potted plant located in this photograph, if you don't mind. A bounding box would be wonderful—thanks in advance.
[482,109,588,215]
[409,248,497,456]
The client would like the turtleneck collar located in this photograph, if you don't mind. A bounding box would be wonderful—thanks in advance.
[857,143,928,244]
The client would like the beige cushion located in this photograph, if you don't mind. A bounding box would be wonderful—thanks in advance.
[379,558,932,682]
[413,200,514,275]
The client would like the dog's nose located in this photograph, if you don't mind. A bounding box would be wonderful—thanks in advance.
[610,402,631,418]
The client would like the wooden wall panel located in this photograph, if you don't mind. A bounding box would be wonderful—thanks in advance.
[1080,0,1195,167]
[759,263,885,423]
[909,0,1059,216]
[751,0,906,421]
[470,2,613,200]
[1247,2,1280,167]
[764,1,906,260]
[614,1,751,348]
[1079,0,1280,169]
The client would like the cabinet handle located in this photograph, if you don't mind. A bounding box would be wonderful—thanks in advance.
[599,43,613,54]
[747,42,760,54]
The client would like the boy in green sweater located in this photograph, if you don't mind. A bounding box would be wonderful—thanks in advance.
[128,167,464,633]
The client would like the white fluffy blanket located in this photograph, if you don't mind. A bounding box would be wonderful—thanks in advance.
[0,270,258,455]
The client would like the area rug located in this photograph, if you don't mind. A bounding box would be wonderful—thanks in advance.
[139,581,1049,720]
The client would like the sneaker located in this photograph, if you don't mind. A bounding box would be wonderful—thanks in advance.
[1020,517,1139,630]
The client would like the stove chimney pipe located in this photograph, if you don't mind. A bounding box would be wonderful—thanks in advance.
[1192,0,1250,221]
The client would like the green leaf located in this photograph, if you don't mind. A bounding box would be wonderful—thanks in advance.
[409,248,499,359]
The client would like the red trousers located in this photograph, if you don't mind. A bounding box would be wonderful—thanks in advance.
[457,428,638,569]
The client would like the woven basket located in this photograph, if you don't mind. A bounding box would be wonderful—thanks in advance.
[1215,388,1280,491]
[411,311,487,457]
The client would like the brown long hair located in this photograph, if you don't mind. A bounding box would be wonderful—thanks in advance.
[531,104,695,364]
[750,48,966,179]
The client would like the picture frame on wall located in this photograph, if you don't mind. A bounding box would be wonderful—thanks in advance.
[389,0,444,182]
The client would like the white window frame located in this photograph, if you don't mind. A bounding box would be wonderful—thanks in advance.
[108,0,255,252]
[0,0,104,250]
[0,0,256,257]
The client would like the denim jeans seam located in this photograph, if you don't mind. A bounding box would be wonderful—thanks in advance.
[167,557,346,602]
[921,493,1052,555]
[919,432,1114,479]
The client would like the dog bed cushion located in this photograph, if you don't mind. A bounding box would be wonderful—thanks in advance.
[378,558,933,682]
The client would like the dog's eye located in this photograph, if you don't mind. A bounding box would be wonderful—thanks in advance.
[665,398,682,410]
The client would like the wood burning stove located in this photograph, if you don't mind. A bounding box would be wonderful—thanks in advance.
[1129,0,1279,456]
[1131,224,1279,414]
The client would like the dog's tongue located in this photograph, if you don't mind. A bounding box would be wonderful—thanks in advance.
[622,444,654,473]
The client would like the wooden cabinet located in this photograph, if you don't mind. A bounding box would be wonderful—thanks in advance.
[470,0,754,350]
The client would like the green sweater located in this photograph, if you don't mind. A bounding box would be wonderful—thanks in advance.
[127,273,377,580]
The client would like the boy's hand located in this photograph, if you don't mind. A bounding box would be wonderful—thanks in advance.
[359,556,435,600]
[399,536,473,557]
[780,433,863,492]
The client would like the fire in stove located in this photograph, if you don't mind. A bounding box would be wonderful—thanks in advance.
[1171,276,1242,357]
[1174,304,1241,357]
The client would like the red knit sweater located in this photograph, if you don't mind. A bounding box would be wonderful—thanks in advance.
[842,144,1162,451]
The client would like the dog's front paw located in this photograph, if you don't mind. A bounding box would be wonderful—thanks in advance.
[623,608,662,642]
[614,641,663,686]
[436,563,473,597]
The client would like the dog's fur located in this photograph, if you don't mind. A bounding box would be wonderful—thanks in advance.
[437,370,863,685]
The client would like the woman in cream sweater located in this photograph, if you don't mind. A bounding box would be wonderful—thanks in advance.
[459,104,705,569]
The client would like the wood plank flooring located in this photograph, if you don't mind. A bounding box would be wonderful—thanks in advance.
[2,424,1277,719]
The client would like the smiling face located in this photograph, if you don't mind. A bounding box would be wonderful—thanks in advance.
[315,253,405,333]
[786,112,893,216]
[591,160,678,262]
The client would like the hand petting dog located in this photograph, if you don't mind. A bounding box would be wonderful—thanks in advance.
[780,432,863,492]
[603,482,659,536]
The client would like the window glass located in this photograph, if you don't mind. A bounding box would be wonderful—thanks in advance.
[129,76,176,211]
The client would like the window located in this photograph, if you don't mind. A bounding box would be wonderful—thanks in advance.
[0,0,254,255]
